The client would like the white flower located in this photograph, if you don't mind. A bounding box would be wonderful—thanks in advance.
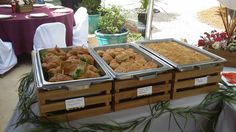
[212,42,221,49]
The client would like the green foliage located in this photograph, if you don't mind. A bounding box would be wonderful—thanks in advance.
[127,32,143,42]
[81,0,101,15]
[140,0,148,11]
[227,43,236,52]
[98,6,127,34]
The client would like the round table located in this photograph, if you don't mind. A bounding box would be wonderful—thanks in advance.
[0,6,75,55]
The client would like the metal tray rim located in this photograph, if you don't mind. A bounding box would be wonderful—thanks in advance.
[136,38,226,71]
[91,43,173,79]
[32,47,113,89]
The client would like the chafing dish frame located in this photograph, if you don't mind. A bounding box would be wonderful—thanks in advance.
[90,43,173,80]
[31,47,113,90]
[136,38,226,71]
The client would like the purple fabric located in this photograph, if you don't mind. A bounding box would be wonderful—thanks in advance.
[0,7,75,55]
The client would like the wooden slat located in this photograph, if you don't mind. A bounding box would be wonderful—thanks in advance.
[175,65,223,81]
[114,94,170,111]
[173,84,219,99]
[115,84,171,101]
[115,73,172,90]
[40,95,111,113]
[47,106,111,122]
[37,89,46,105]
[41,82,111,100]
[174,75,221,89]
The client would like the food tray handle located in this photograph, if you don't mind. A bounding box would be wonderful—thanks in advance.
[135,74,157,80]
[65,83,91,91]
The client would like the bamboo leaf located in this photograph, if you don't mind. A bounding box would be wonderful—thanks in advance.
[168,113,172,130]
[171,113,183,132]
[143,119,152,132]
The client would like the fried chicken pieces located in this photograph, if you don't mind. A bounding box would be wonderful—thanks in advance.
[97,47,158,73]
[41,47,100,82]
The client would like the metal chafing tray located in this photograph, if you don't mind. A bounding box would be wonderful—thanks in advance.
[136,38,226,71]
[90,43,173,80]
[31,47,112,90]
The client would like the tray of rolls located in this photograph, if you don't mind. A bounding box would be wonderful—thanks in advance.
[32,46,112,90]
[136,38,226,71]
[91,43,173,79]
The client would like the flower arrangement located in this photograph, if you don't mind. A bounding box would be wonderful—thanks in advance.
[198,30,227,49]
[16,0,33,5]
[14,0,33,13]
[198,6,236,52]
[198,30,236,52]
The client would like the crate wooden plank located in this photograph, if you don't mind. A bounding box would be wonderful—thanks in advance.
[113,72,172,111]
[41,82,111,100]
[114,94,170,111]
[174,75,220,89]
[206,48,236,67]
[172,64,223,99]
[115,73,172,91]
[40,95,111,113]
[174,65,223,81]
[115,84,171,102]
[47,106,111,122]
[173,84,219,99]
[37,90,46,105]
[37,81,112,121]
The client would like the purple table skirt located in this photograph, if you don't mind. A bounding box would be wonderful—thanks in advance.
[0,6,75,55]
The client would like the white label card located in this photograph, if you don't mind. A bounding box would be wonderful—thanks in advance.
[137,86,152,96]
[194,76,208,86]
[65,97,85,110]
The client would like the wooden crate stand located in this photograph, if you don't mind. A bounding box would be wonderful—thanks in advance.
[172,64,223,99]
[37,81,112,122]
[113,72,172,111]
[206,48,236,67]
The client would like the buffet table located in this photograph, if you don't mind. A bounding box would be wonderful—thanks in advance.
[5,92,236,132]
[0,6,74,55]
[4,68,236,132]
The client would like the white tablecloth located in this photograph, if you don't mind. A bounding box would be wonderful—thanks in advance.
[5,67,236,132]
[6,94,209,132]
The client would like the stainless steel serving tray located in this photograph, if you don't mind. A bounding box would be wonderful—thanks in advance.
[90,43,173,80]
[31,47,112,90]
[136,38,226,71]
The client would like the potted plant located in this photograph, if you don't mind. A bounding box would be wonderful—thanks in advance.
[136,0,149,37]
[138,0,148,25]
[80,0,101,34]
[60,0,79,11]
[95,6,128,46]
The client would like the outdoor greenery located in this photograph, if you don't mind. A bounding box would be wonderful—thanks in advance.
[15,71,236,132]
[127,32,143,42]
[98,6,127,34]
[80,0,101,15]
[140,0,148,11]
